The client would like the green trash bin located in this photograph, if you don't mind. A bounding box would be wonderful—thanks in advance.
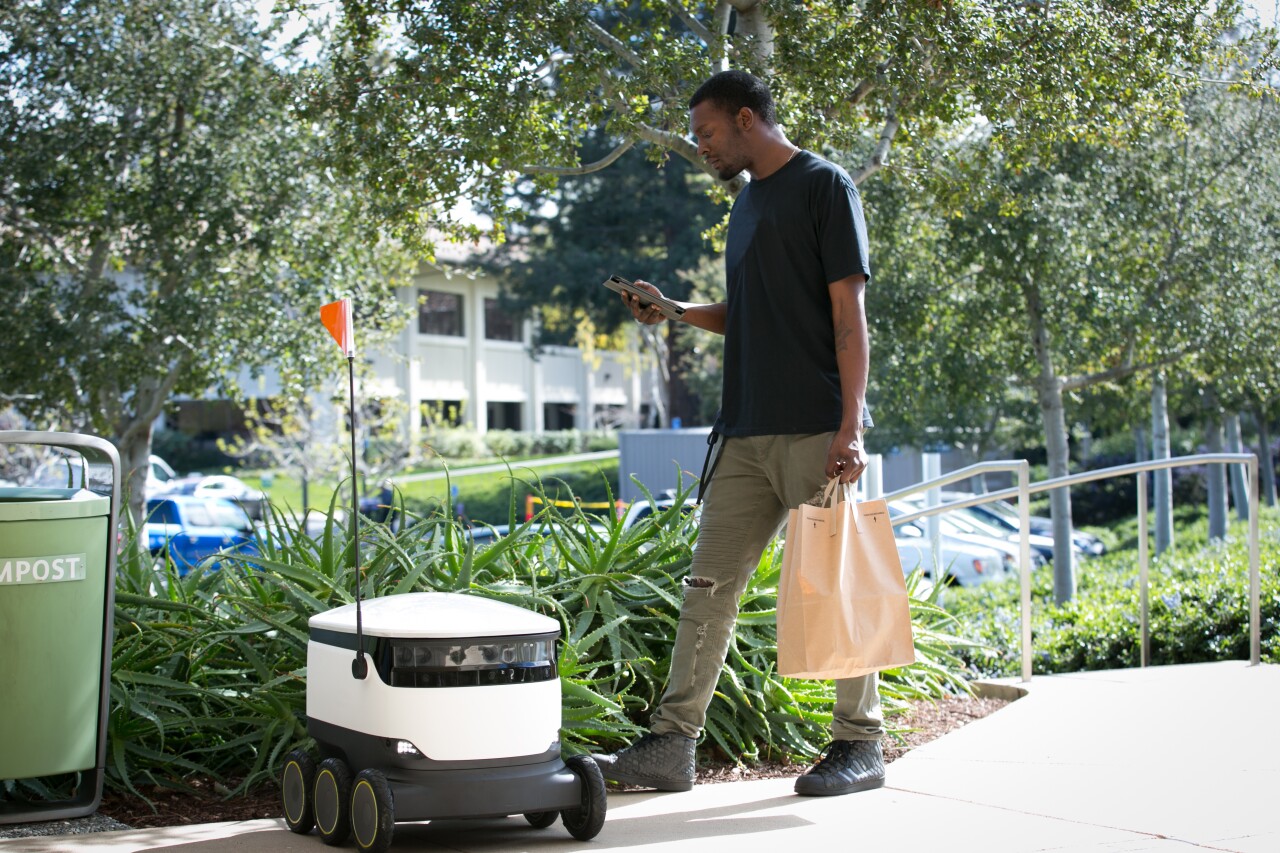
[0,431,120,824]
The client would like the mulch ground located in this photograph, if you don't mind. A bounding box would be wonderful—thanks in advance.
[97,694,1009,829]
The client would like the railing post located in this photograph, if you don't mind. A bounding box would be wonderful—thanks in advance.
[924,453,943,582]
[864,454,883,500]
[1249,457,1261,666]
[1019,461,1032,683]
[882,452,1261,676]
[1137,472,1150,668]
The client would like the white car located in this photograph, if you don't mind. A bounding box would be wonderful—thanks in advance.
[940,490,1106,557]
[893,528,1010,588]
[167,471,270,517]
[889,500,1040,583]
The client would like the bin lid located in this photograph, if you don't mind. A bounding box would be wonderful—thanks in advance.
[310,592,560,639]
[0,487,111,521]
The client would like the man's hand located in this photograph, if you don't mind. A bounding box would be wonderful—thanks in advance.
[622,279,667,326]
[826,427,868,484]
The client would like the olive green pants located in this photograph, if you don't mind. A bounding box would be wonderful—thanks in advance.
[650,432,883,742]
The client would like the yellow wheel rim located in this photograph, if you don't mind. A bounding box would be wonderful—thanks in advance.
[352,779,378,848]
[315,770,338,835]
[283,762,305,824]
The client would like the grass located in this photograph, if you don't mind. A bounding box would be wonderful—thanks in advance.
[241,457,623,525]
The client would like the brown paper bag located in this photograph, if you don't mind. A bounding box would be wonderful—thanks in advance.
[777,479,915,679]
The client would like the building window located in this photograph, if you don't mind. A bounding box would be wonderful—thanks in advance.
[544,403,576,430]
[418,289,464,337]
[484,297,521,342]
[593,404,626,429]
[421,400,464,428]
[487,401,523,431]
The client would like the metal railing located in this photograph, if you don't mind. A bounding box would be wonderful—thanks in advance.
[878,453,1262,682]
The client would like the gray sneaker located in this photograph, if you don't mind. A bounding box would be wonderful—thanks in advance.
[592,732,696,792]
[793,740,885,796]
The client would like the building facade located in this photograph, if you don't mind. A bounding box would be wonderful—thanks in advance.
[366,263,654,444]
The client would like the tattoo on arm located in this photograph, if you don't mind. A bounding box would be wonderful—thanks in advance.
[834,321,853,353]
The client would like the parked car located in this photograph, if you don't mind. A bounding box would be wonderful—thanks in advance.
[896,495,1057,562]
[939,490,1106,557]
[889,500,1044,579]
[147,455,182,493]
[892,527,1011,587]
[617,497,700,531]
[168,473,269,520]
[145,495,259,573]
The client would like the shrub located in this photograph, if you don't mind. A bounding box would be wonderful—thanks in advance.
[532,430,581,456]
[422,427,487,460]
[584,430,619,452]
[946,510,1280,677]
[482,429,532,458]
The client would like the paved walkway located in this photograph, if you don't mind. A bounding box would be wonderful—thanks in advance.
[3,661,1276,852]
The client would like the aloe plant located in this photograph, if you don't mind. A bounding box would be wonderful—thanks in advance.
[72,474,979,798]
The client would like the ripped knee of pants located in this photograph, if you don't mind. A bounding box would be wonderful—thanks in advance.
[684,576,716,591]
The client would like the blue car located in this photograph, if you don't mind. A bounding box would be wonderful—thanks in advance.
[145,495,259,573]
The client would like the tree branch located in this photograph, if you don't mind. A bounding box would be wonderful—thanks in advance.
[635,121,749,196]
[1060,349,1193,393]
[520,138,638,176]
[847,77,877,107]
[0,213,83,273]
[586,18,643,69]
[727,0,773,64]
[848,108,900,185]
[118,356,189,446]
[710,1,734,67]
[667,0,712,43]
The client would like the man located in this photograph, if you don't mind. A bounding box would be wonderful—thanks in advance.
[594,69,881,797]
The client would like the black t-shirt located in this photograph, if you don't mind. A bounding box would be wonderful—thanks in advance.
[714,151,873,436]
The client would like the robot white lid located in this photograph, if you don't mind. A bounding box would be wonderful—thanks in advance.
[308,591,560,639]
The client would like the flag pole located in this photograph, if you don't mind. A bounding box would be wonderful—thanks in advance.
[347,352,367,680]
[321,296,367,680]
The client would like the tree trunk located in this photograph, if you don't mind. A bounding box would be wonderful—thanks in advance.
[1256,406,1277,508]
[114,366,185,527]
[1151,373,1174,554]
[1022,277,1075,604]
[730,0,774,63]
[1134,423,1150,518]
[1225,413,1249,521]
[118,423,154,530]
[637,326,670,427]
[1205,410,1227,541]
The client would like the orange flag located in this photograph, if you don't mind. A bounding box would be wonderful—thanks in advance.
[320,298,355,357]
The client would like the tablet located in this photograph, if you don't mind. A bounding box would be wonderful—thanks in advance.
[602,275,685,321]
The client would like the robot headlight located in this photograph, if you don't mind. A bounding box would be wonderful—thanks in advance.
[395,739,424,757]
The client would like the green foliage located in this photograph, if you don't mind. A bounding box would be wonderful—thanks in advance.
[421,427,489,461]
[79,477,974,797]
[947,511,1280,677]
[482,429,611,459]
[0,0,414,521]
[419,428,618,463]
[396,463,623,527]
[325,0,1247,217]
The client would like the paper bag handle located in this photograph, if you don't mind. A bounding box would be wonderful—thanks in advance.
[819,477,864,535]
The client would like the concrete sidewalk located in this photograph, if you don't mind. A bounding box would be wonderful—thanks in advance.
[4,661,1276,853]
